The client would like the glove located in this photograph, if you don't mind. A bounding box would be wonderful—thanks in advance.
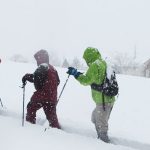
[22,75,27,86]
[67,67,77,75]
[22,74,34,87]
[67,67,83,78]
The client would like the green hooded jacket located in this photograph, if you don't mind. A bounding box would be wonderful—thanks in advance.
[76,47,115,104]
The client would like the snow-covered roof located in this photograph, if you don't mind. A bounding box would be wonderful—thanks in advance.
[144,58,150,66]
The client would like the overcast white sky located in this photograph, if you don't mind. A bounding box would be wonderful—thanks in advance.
[0,0,150,61]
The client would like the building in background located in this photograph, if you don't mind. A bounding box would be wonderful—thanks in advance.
[143,59,150,77]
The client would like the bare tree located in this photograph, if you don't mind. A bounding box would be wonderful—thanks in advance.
[62,58,70,68]
[10,54,28,63]
[110,52,140,75]
[71,57,81,69]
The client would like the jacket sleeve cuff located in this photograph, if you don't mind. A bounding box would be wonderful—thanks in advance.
[74,72,83,79]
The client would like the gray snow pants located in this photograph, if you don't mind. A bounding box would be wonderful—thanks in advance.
[91,103,114,137]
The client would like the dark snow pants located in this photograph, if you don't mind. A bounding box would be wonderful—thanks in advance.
[26,100,61,129]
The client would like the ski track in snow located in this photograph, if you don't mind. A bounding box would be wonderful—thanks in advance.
[111,137,150,150]
[0,107,150,150]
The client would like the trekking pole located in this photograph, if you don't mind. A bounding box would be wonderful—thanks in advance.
[0,98,3,107]
[57,74,70,104]
[21,85,26,127]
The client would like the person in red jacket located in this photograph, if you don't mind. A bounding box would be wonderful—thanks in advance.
[22,50,61,129]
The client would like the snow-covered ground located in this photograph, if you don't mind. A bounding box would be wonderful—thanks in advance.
[0,60,150,150]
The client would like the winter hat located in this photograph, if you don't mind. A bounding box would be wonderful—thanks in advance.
[34,49,49,66]
[83,47,101,65]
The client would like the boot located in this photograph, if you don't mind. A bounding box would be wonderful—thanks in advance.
[98,132,110,143]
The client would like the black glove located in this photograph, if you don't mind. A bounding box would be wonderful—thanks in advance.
[22,75,27,86]
[67,67,82,78]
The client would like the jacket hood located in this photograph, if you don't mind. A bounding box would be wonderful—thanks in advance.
[83,47,101,65]
[34,49,49,66]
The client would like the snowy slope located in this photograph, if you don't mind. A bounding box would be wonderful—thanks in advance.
[0,60,150,150]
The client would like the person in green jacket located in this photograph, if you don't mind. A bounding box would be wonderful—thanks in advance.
[67,47,115,143]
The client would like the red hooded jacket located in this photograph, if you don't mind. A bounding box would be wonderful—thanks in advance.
[25,50,60,104]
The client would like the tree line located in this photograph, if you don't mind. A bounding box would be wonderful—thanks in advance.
[9,51,149,77]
